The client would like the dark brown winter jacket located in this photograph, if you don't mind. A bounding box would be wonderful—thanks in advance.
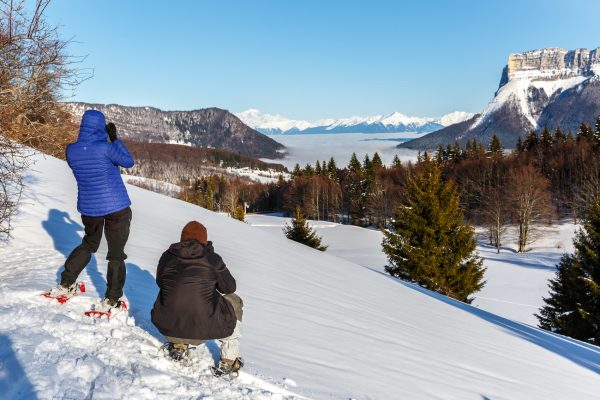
[151,240,237,340]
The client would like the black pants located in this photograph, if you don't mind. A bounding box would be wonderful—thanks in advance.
[61,207,132,301]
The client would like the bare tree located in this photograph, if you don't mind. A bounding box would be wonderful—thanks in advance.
[0,0,82,239]
[507,165,552,252]
[480,187,507,253]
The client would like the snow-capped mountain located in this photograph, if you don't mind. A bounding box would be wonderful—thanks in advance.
[402,47,600,149]
[236,109,475,135]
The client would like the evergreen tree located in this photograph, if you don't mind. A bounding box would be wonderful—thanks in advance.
[315,160,322,175]
[363,154,372,173]
[348,152,362,173]
[537,200,600,345]
[292,163,302,177]
[525,130,539,151]
[435,145,444,164]
[593,117,600,146]
[392,154,402,168]
[382,161,485,303]
[541,126,553,149]
[515,136,524,153]
[577,122,591,143]
[372,152,383,171]
[231,203,246,222]
[303,163,314,176]
[554,125,566,142]
[283,207,327,251]
[327,157,338,180]
[488,134,503,156]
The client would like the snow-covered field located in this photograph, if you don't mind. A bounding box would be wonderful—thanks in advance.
[1,153,599,399]
[245,215,578,327]
[262,133,421,169]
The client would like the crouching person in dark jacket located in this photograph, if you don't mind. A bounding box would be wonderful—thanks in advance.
[151,221,244,375]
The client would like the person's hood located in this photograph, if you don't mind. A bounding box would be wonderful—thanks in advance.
[168,240,214,260]
[77,110,108,143]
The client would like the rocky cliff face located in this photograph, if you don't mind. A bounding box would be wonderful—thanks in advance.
[67,103,286,159]
[401,47,600,150]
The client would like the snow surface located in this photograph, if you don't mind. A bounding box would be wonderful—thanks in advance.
[246,215,578,327]
[237,109,475,135]
[1,153,599,399]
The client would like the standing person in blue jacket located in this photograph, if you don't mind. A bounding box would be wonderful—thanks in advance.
[49,109,134,311]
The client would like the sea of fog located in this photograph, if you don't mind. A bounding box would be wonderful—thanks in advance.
[262,132,422,169]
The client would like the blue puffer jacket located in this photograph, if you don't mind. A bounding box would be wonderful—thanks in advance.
[66,110,134,217]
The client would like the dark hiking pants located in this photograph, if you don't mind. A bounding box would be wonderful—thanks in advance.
[61,207,132,301]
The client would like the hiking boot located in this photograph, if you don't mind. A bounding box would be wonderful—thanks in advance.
[212,357,244,377]
[49,282,78,297]
[96,297,125,313]
[166,342,189,361]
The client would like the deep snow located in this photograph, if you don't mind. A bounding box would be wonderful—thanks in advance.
[245,215,579,327]
[0,153,599,399]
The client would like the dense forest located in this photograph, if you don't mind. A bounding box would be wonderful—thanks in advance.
[178,119,600,252]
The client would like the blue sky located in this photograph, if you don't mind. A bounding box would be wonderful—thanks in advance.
[47,0,600,120]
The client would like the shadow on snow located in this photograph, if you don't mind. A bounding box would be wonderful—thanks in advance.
[0,334,38,399]
[375,270,600,375]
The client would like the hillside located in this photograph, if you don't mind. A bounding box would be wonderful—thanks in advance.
[0,154,599,399]
[67,103,286,159]
[401,47,600,149]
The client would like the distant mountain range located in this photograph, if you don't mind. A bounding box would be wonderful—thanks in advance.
[401,47,600,150]
[67,103,286,159]
[236,109,475,135]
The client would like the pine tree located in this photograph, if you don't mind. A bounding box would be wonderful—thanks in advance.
[392,154,401,168]
[488,134,503,156]
[327,157,338,180]
[303,163,314,176]
[541,126,553,149]
[292,163,302,177]
[315,160,322,175]
[348,153,362,173]
[593,117,600,146]
[363,154,372,173]
[515,136,524,153]
[435,145,444,164]
[283,207,327,251]
[525,130,539,151]
[382,161,485,303]
[372,152,383,171]
[231,203,246,222]
[577,122,591,143]
[554,125,566,142]
[537,200,600,345]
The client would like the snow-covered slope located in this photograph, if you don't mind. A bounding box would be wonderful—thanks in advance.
[245,215,578,327]
[1,154,599,399]
[236,109,475,135]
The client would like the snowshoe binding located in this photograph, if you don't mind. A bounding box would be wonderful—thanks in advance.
[162,342,189,362]
[211,357,244,378]
[84,297,127,319]
[42,282,86,304]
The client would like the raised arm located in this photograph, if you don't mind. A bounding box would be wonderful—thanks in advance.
[107,140,134,169]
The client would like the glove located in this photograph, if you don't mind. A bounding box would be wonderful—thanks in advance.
[106,122,117,142]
